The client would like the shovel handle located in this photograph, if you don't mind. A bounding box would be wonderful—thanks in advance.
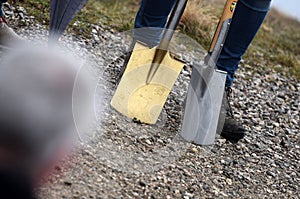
[146,0,188,84]
[163,0,188,45]
[208,0,238,63]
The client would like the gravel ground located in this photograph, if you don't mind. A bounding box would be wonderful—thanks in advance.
[4,4,300,198]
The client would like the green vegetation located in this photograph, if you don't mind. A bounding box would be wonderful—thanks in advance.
[16,0,138,36]
[15,0,300,79]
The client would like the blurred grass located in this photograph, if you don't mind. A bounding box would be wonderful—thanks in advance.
[14,0,138,35]
[15,0,300,79]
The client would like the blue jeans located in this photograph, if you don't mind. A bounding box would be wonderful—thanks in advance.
[134,0,271,87]
[134,0,176,47]
[0,0,6,17]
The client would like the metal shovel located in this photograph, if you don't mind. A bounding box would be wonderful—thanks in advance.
[111,0,187,124]
[181,0,238,145]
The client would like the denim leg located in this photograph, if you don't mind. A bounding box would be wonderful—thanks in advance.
[0,3,4,17]
[216,0,272,87]
[134,0,176,47]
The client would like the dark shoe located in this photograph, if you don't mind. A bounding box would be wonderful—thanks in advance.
[221,118,245,143]
[220,87,245,143]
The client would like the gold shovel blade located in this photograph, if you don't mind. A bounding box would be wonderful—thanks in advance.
[111,42,185,124]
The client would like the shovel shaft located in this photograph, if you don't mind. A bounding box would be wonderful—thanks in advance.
[146,48,168,84]
[200,0,238,97]
[208,0,238,64]
[146,0,188,84]
[164,0,188,42]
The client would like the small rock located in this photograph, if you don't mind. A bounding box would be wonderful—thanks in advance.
[64,181,72,186]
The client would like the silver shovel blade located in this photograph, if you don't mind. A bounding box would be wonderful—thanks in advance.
[181,63,226,146]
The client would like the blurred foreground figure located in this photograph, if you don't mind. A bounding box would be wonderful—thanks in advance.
[0,47,80,198]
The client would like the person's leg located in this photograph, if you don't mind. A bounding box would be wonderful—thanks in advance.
[217,0,272,87]
[134,0,176,47]
[117,0,176,82]
[0,0,23,46]
[0,0,9,17]
[0,2,4,18]
[218,0,271,142]
[0,2,8,24]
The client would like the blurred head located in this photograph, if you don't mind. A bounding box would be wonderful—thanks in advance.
[0,46,83,196]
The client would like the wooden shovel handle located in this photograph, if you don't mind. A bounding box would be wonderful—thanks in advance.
[209,0,238,53]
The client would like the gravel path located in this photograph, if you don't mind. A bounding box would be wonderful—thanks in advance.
[5,4,300,198]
